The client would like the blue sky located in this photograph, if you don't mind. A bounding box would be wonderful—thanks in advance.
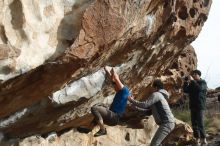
[192,0,220,89]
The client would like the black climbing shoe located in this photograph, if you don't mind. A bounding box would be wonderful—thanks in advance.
[94,128,107,137]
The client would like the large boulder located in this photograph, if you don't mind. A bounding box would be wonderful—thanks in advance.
[0,0,211,142]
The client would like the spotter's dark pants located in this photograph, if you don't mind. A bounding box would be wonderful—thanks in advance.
[191,109,206,138]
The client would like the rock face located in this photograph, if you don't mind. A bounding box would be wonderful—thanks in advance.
[0,44,21,81]
[162,45,197,103]
[0,0,211,143]
[206,89,220,114]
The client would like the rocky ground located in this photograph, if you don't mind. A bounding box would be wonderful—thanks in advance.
[207,133,220,146]
[0,118,194,146]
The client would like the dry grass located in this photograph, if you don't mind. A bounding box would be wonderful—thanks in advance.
[206,114,220,134]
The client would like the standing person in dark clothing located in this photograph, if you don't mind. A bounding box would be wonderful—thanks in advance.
[183,70,207,145]
[91,66,130,137]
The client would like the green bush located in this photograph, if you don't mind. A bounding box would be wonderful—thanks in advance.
[172,109,191,124]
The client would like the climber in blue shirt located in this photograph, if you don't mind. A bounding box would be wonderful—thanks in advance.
[91,66,130,137]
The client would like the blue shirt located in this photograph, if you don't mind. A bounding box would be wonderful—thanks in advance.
[110,86,130,114]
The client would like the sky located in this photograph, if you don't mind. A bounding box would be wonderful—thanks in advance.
[192,0,220,89]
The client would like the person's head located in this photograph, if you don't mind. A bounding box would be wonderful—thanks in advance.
[192,70,201,81]
[152,79,164,91]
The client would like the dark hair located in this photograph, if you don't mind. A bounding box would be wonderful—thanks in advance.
[192,70,201,76]
[153,79,164,89]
